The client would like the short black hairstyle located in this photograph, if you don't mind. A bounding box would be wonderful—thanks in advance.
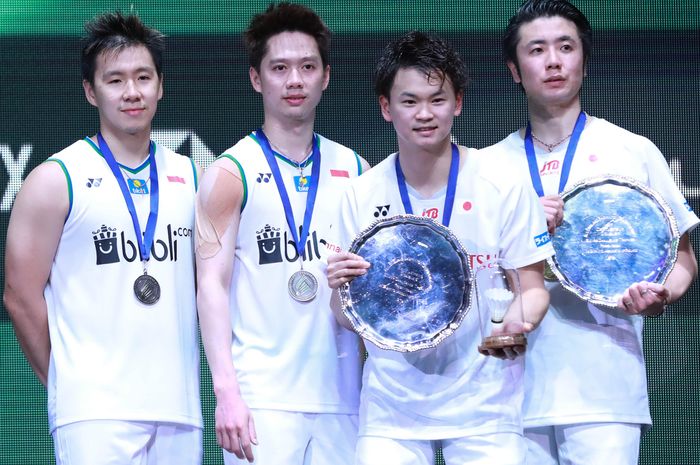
[502,0,592,68]
[244,2,331,71]
[374,31,469,99]
[81,11,165,85]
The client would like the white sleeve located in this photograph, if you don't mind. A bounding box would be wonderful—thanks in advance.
[334,184,362,252]
[642,138,699,235]
[499,178,555,269]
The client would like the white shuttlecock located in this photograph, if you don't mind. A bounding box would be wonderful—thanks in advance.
[484,287,514,324]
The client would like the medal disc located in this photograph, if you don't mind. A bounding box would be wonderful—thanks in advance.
[134,273,161,305]
[288,270,318,302]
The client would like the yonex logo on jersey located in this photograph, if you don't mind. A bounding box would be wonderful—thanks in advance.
[256,173,272,183]
[92,223,190,265]
[256,223,324,265]
[93,225,120,265]
[540,160,560,175]
[374,205,390,218]
[86,178,102,188]
[422,207,439,219]
[534,231,551,247]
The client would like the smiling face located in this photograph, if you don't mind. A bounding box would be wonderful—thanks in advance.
[249,31,330,127]
[83,44,163,139]
[380,67,463,154]
[508,15,585,110]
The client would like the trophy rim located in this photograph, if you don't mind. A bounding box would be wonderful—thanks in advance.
[339,214,473,352]
[548,175,680,307]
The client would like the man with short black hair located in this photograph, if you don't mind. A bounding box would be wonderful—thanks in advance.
[4,11,202,465]
[326,30,552,465]
[196,3,368,464]
[487,1,699,463]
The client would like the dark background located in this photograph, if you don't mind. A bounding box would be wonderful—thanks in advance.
[1,1,698,464]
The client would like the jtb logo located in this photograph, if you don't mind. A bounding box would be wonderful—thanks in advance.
[422,207,439,219]
[540,160,560,174]
[534,231,551,247]
[256,223,323,265]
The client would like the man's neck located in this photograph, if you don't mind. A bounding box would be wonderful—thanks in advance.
[526,99,583,144]
[397,138,456,198]
[261,118,316,162]
[96,128,152,168]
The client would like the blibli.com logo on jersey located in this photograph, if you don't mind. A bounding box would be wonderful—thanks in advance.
[534,231,551,248]
[256,224,323,265]
[92,223,192,265]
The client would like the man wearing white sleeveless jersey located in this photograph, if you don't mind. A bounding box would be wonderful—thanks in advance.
[4,12,202,465]
[483,1,699,464]
[326,31,552,465]
[196,4,369,464]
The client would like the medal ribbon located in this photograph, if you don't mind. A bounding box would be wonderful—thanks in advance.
[524,111,586,197]
[98,133,159,263]
[256,129,321,260]
[394,143,459,227]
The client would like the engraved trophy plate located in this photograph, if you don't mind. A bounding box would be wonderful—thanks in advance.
[548,176,680,307]
[339,215,472,352]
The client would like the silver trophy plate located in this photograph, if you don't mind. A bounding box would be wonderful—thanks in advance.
[339,215,472,352]
[549,176,679,307]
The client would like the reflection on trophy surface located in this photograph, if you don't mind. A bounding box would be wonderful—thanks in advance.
[339,215,472,352]
[548,175,679,307]
[476,259,527,354]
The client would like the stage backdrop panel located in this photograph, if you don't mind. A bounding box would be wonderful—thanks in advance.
[1,1,698,464]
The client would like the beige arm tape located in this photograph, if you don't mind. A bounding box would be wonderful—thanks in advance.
[195,162,243,259]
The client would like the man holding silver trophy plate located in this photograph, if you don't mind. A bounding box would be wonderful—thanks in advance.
[326,32,553,465]
[483,1,700,464]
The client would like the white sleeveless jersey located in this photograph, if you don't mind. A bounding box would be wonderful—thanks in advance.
[44,138,201,432]
[488,117,699,428]
[222,132,363,414]
[335,148,553,439]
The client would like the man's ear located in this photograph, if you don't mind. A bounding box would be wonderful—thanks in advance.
[507,61,522,84]
[379,95,392,122]
[249,67,262,93]
[83,79,98,107]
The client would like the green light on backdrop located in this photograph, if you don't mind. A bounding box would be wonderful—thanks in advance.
[1,0,698,35]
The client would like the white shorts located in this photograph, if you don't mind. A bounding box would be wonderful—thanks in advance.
[52,420,202,465]
[223,409,358,465]
[525,423,642,465]
[356,433,525,465]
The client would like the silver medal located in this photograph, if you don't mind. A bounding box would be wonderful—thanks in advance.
[288,269,318,302]
[134,273,161,305]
